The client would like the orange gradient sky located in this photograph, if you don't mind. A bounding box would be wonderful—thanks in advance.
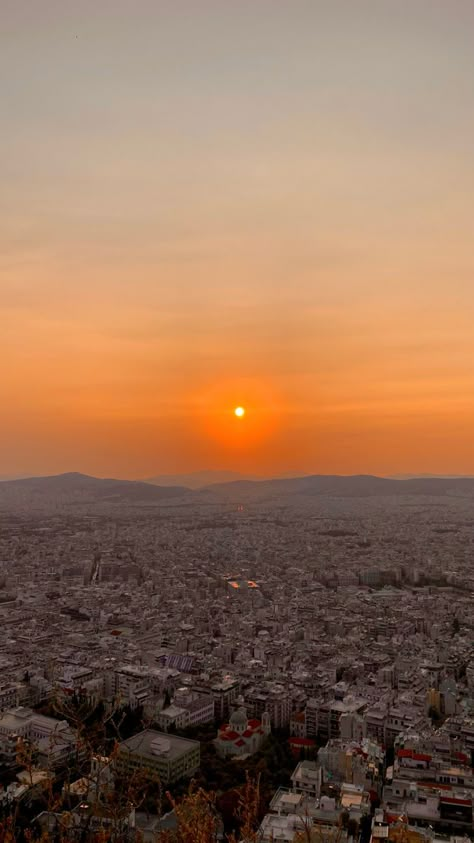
[2,1,474,478]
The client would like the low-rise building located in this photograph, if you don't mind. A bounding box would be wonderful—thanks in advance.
[116,729,200,784]
[291,760,322,798]
[155,689,215,731]
[215,706,270,758]
[0,706,78,769]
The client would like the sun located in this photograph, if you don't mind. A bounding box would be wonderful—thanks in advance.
[234,406,245,418]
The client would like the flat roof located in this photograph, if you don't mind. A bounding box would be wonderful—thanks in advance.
[0,709,68,732]
[160,705,187,718]
[119,730,199,762]
[280,793,303,807]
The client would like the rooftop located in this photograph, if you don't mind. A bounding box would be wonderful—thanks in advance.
[118,729,199,762]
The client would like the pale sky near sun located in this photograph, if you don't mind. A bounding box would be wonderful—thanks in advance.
[1,1,474,478]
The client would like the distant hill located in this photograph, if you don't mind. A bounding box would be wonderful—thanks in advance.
[0,472,191,504]
[3,471,474,507]
[391,473,474,480]
[145,470,262,489]
[204,473,474,499]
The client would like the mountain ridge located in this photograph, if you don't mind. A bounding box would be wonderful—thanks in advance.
[202,473,474,499]
[2,471,474,503]
[0,471,190,503]
[144,470,262,489]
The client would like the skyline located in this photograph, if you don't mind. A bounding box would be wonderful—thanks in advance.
[2,1,474,478]
[3,468,474,485]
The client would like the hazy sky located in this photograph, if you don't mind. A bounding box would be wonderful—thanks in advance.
[2,1,474,478]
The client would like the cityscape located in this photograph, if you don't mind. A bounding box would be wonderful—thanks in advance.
[0,472,473,840]
[3,0,474,840]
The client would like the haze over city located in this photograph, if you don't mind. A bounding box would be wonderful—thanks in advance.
[3,4,474,843]
[3,0,474,480]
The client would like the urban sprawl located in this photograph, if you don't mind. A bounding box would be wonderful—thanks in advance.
[0,476,474,841]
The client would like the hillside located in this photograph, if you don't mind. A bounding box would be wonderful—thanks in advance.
[203,473,474,500]
[0,472,191,505]
[3,471,474,508]
[145,470,261,489]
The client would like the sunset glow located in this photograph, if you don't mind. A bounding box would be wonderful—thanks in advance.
[2,1,474,479]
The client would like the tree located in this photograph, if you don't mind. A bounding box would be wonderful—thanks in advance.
[227,774,262,843]
[158,775,262,843]
[340,809,350,829]
[161,786,219,843]
[347,817,359,840]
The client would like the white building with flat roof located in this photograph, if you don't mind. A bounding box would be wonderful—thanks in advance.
[117,729,200,783]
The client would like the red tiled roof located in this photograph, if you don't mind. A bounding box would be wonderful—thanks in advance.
[221,730,240,740]
[243,729,254,738]
[397,749,431,763]
[288,737,315,746]
[440,796,472,806]
[418,781,451,790]
[235,739,245,747]
[248,719,260,728]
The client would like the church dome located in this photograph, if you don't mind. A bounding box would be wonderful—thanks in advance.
[230,706,248,727]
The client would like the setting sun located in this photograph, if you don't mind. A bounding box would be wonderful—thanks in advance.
[234,406,245,418]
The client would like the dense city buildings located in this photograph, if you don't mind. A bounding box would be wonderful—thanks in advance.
[0,474,474,839]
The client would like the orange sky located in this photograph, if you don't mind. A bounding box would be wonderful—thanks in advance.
[2,1,474,478]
